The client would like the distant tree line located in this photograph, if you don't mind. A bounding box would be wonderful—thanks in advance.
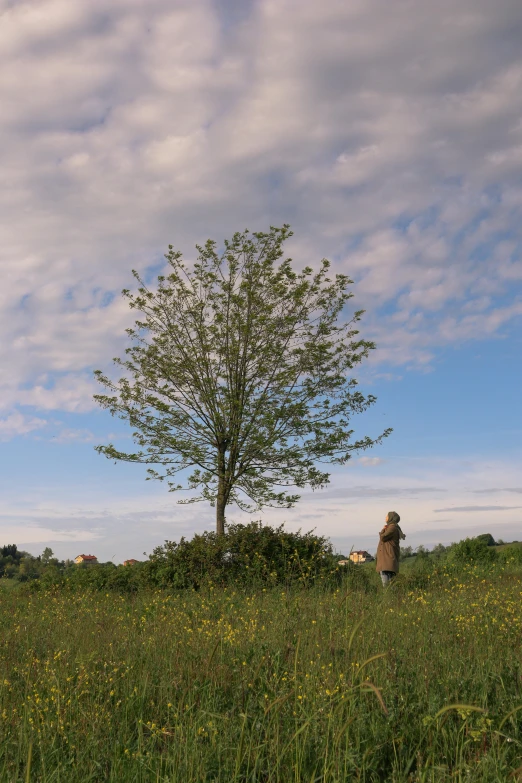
[395,533,511,561]
[1,530,520,594]
[0,545,117,583]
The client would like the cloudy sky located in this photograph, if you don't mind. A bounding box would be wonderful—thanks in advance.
[1,0,521,562]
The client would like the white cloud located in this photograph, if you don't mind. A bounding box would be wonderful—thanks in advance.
[0,0,520,418]
[0,412,47,440]
[358,456,385,467]
[53,427,96,443]
[15,375,99,413]
[0,525,100,547]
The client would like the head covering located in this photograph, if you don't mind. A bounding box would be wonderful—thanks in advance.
[387,511,406,540]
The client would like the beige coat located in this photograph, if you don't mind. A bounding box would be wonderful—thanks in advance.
[376,523,400,573]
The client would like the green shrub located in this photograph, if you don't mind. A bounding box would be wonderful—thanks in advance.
[431,543,449,559]
[497,544,522,565]
[39,565,65,589]
[475,533,496,546]
[105,563,144,593]
[63,563,118,592]
[446,537,497,567]
[143,521,339,590]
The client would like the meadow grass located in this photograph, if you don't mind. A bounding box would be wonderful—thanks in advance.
[0,564,521,782]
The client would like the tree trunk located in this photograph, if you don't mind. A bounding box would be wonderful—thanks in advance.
[216,492,226,536]
[216,450,226,536]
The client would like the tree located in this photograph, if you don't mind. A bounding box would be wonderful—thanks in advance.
[1,544,18,560]
[17,556,42,582]
[41,547,54,565]
[94,226,391,535]
[475,533,496,547]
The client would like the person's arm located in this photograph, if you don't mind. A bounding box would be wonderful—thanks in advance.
[380,523,397,542]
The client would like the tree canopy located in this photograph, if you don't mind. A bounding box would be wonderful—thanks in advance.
[94,225,391,534]
[475,533,496,547]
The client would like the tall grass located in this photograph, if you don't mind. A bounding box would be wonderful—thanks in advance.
[1,563,521,781]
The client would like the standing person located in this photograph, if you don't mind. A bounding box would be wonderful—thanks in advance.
[376,511,405,587]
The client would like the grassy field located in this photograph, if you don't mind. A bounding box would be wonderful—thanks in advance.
[1,564,521,782]
[495,542,522,552]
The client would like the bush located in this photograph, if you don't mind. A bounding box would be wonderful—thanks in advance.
[431,543,449,559]
[475,533,496,547]
[105,563,144,593]
[446,537,497,568]
[143,521,339,590]
[39,566,65,589]
[59,562,145,593]
[497,544,522,565]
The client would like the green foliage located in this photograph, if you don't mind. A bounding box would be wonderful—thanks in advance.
[41,546,55,565]
[45,562,145,594]
[144,521,339,590]
[475,533,496,547]
[1,544,20,559]
[497,544,522,565]
[400,553,438,590]
[6,533,521,598]
[431,542,449,559]
[0,544,24,579]
[94,226,391,533]
[446,537,497,568]
[23,523,339,594]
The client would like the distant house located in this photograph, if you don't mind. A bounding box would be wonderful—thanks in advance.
[74,554,98,565]
[349,550,374,564]
[123,559,139,566]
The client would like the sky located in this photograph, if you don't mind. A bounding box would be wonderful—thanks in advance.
[0,0,521,563]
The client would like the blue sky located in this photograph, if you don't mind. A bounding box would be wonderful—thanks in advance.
[0,0,521,562]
